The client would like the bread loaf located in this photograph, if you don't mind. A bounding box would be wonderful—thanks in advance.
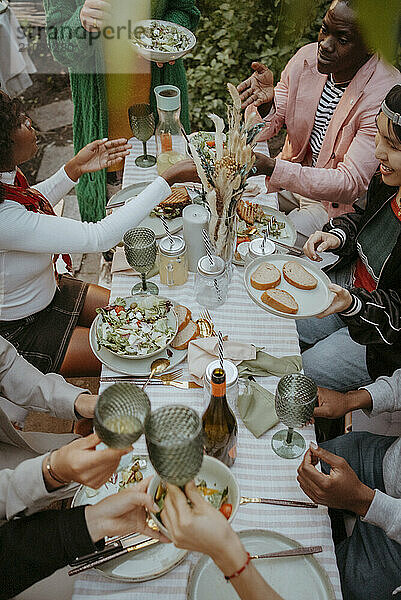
[171,320,199,350]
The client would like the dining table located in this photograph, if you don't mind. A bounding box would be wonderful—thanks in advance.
[72,137,343,599]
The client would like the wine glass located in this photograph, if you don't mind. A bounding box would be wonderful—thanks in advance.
[123,227,159,295]
[271,373,317,459]
[128,103,156,168]
[94,383,151,448]
[145,405,203,487]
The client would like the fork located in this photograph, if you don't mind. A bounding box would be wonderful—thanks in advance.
[100,369,183,383]
[196,310,216,338]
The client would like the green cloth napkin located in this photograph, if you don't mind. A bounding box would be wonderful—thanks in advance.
[237,379,279,438]
[237,350,302,378]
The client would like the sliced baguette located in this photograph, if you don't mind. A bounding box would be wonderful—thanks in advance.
[261,289,299,314]
[250,263,281,290]
[283,261,318,290]
[171,320,199,350]
[174,304,192,333]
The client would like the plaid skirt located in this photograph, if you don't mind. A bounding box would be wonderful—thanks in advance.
[0,275,89,374]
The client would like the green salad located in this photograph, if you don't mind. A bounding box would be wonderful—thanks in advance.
[132,21,191,53]
[96,296,175,357]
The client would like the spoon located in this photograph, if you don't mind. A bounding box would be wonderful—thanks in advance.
[142,358,170,390]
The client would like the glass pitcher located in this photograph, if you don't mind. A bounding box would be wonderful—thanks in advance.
[154,85,186,175]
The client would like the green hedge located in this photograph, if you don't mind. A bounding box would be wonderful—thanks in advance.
[186,0,328,131]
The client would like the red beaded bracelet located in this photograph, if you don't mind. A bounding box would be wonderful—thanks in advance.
[224,553,251,582]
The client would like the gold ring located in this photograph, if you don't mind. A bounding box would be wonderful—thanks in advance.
[93,18,98,29]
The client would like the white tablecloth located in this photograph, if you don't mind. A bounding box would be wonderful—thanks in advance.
[73,139,342,599]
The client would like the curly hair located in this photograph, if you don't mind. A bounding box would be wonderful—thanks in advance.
[0,91,23,202]
[383,84,401,145]
[0,90,22,172]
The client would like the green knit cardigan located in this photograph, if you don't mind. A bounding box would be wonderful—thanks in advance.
[43,0,200,222]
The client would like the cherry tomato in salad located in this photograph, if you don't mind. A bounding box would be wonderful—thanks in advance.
[114,306,124,315]
[206,140,216,148]
[219,503,232,519]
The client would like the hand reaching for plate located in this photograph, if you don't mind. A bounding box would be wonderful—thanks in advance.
[303,231,341,261]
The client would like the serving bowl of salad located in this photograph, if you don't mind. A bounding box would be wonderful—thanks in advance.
[148,455,240,538]
[95,294,178,360]
[130,19,196,63]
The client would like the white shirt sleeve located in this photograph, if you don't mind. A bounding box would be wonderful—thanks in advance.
[362,489,401,545]
[32,167,77,207]
[0,176,171,254]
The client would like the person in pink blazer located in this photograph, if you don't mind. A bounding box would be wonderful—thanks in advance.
[238,0,401,241]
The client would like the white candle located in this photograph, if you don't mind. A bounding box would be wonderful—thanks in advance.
[182,204,209,272]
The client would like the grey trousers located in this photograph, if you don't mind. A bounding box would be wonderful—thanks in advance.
[322,433,401,600]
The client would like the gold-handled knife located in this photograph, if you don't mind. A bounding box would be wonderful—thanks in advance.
[240,496,318,509]
[251,545,322,559]
[68,537,159,576]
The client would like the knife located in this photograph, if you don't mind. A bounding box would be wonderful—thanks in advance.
[250,545,322,560]
[240,496,318,509]
[270,239,304,256]
[162,380,202,389]
[68,536,159,576]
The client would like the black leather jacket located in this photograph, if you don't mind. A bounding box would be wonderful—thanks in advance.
[323,172,401,380]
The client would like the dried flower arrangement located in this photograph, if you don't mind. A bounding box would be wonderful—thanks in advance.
[189,83,265,262]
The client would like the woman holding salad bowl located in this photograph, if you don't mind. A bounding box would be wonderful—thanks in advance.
[297,85,401,394]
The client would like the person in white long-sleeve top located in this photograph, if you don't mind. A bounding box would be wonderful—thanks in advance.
[0,91,197,419]
[297,373,401,600]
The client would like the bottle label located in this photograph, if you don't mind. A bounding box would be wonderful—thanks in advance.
[161,132,172,153]
[211,381,226,397]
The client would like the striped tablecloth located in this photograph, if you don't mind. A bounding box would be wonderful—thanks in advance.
[72,140,342,600]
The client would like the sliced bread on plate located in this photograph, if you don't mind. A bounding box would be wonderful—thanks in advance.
[261,289,299,314]
[175,304,192,333]
[250,263,281,290]
[283,261,318,290]
[171,320,199,350]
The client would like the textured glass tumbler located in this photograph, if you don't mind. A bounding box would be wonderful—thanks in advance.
[271,373,317,459]
[128,103,156,168]
[145,405,203,487]
[123,227,158,295]
[94,383,151,448]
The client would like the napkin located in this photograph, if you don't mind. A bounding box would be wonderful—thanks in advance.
[237,350,302,378]
[237,379,279,438]
[111,246,159,277]
[188,337,256,382]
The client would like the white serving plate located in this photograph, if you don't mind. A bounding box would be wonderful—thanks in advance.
[130,19,196,63]
[234,206,297,265]
[187,529,335,600]
[107,182,183,238]
[72,453,187,582]
[95,294,178,360]
[90,319,187,376]
[244,255,333,320]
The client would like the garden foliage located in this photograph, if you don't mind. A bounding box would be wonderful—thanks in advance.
[186,0,328,131]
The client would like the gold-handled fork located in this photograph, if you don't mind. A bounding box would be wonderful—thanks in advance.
[196,309,216,338]
[100,369,183,383]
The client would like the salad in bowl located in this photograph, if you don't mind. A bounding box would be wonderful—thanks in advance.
[95,294,177,359]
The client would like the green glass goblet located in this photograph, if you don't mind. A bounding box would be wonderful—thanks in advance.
[128,103,156,168]
[271,373,317,459]
[123,227,159,295]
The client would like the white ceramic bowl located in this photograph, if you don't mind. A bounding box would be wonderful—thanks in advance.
[130,19,196,63]
[148,455,240,538]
